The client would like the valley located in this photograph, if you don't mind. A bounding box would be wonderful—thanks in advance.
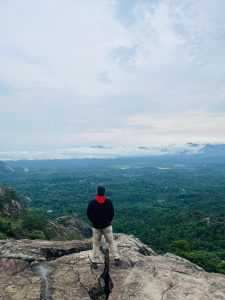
[1,154,225,274]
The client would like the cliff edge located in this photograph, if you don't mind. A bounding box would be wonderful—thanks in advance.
[1,234,225,300]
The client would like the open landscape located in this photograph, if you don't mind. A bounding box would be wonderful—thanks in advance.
[1,144,225,275]
[1,1,225,298]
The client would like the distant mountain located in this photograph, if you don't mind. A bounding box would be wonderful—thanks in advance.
[199,144,225,157]
[0,160,15,172]
[176,143,225,158]
[0,160,30,174]
[0,143,225,161]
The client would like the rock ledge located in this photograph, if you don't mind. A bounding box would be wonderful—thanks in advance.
[1,234,225,300]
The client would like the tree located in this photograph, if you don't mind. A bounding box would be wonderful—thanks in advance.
[170,240,190,252]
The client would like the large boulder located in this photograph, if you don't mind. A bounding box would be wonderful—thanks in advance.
[46,215,92,240]
[56,215,92,238]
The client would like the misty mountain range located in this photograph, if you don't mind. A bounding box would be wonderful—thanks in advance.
[0,143,225,173]
[0,143,225,162]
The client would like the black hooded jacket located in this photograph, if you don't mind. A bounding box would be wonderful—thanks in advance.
[86,196,114,229]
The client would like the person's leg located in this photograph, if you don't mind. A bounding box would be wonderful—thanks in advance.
[103,225,120,260]
[92,228,102,263]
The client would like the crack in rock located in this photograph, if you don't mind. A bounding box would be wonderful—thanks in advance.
[88,249,113,300]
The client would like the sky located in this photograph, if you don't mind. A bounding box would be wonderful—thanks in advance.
[0,0,225,159]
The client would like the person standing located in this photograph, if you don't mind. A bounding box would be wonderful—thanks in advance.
[87,186,120,269]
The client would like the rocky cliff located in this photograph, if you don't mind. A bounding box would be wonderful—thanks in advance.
[1,234,225,300]
[48,215,92,240]
[0,186,91,240]
[0,186,26,219]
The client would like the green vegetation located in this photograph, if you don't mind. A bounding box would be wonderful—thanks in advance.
[21,213,48,232]
[170,239,225,274]
[0,217,13,237]
[1,156,225,274]
[0,184,19,208]
[0,186,49,239]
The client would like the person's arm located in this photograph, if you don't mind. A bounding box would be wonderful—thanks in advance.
[109,200,114,222]
[87,201,93,223]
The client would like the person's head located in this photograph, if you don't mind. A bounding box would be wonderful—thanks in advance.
[97,186,105,196]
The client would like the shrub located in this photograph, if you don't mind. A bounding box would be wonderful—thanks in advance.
[0,231,6,239]
[0,217,13,235]
[29,230,46,240]
[22,213,48,231]
[170,240,190,252]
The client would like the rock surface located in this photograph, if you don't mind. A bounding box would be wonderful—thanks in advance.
[2,199,26,219]
[1,234,225,299]
[56,215,92,238]
[0,185,91,240]
[0,186,26,219]
[46,215,92,240]
[0,238,92,261]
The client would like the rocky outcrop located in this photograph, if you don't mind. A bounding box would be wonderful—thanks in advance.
[2,199,26,219]
[56,215,92,238]
[0,187,26,219]
[1,234,225,299]
[203,215,225,230]
[0,238,92,262]
[0,186,91,240]
[46,215,92,240]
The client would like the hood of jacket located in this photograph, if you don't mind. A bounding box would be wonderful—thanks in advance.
[95,196,106,204]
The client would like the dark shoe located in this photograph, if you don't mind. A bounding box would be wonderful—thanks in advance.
[91,262,98,269]
[115,258,121,266]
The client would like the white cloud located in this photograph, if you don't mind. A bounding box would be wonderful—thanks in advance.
[0,143,206,160]
[0,0,225,155]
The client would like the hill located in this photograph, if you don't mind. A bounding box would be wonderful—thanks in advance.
[0,185,91,240]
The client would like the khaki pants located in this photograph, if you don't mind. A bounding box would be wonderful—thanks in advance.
[92,225,119,263]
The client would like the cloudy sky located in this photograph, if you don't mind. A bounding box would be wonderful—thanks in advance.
[0,0,225,158]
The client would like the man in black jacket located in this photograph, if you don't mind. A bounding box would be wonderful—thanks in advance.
[87,186,120,269]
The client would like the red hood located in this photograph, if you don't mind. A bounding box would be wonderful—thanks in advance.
[95,196,106,204]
